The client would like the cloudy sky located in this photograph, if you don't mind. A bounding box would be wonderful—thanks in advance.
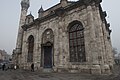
[0,0,120,54]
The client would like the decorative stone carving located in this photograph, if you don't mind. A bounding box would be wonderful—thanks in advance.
[42,29,54,44]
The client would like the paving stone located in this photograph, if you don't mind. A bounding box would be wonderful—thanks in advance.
[0,65,119,80]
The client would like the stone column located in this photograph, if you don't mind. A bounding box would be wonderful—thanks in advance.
[87,5,101,74]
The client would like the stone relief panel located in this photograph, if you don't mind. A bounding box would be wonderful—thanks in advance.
[42,29,54,44]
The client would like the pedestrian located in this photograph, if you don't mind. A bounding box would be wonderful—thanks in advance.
[31,63,34,72]
[14,65,17,70]
[2,64,5,71]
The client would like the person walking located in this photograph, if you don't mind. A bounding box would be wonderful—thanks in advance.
[14,65,17,70]
[31,63,34,72]
[2,64,5,71]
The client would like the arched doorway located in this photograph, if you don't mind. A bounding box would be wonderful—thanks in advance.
[41,29,54,68]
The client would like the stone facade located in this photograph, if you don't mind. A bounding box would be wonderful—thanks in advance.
[13,0,113,74]
[0,50,11,61]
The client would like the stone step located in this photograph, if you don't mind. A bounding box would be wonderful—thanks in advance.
[43,68,53,72]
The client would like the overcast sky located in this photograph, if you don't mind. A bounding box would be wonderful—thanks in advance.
[0,0,120,54]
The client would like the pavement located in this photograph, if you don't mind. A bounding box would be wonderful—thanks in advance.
[0,65,120,80]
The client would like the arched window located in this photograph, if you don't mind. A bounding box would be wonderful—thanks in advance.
[69,21,86,62]
[27,35,34,62]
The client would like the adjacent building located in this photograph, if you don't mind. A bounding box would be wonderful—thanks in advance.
[0,50,11,62]
[13,0,113,74]
[114,53,120,65]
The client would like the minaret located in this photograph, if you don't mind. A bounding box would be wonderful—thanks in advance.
[16,0,30,53]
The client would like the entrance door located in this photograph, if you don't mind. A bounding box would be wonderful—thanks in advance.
[44,46,52,68]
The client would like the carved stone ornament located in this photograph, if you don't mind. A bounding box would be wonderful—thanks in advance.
[42,29,54,44]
